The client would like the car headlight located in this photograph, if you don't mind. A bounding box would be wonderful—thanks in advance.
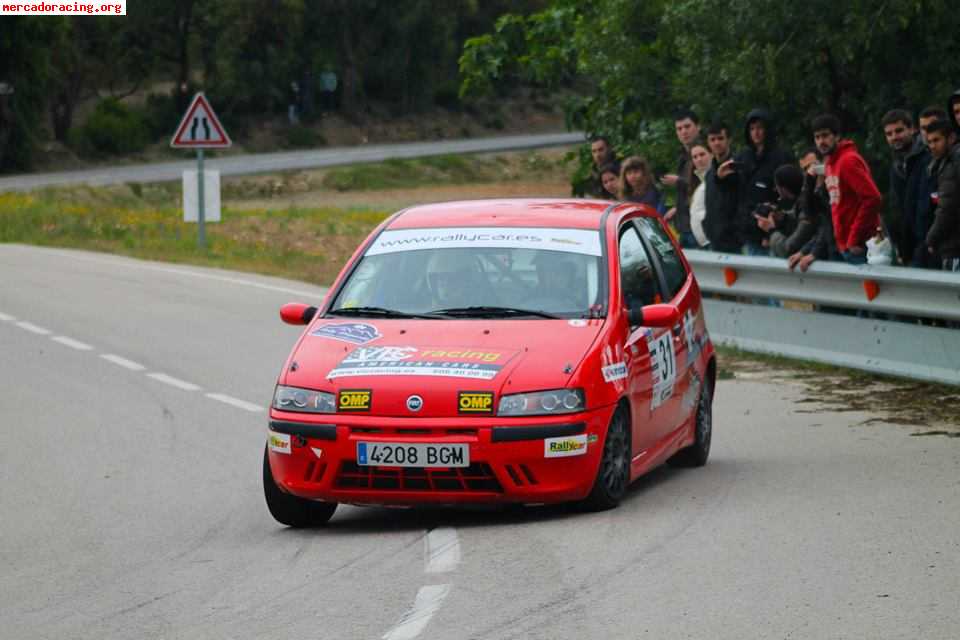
[272,385,336,413]
[498,389,585,416]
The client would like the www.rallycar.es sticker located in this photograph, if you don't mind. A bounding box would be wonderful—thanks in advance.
[327,346,516,381]
[268,431,291,454]
[311,322,381,345]
[544,434,588,458]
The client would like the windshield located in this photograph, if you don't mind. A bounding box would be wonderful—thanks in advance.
[330,226,606,318]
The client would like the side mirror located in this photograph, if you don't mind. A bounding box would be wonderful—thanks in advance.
[627,303,680,328]
[280,303,317,325]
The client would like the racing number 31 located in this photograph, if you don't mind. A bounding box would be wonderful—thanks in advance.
[657,338,673,381]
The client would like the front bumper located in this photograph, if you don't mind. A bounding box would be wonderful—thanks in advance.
[265,405,617,505]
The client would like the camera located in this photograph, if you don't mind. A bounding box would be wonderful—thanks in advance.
[753,203,777,217]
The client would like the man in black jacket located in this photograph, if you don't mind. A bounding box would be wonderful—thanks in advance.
[925,120,960,272]
[882,109,935,267]
[702,122,741,253]
[732,108,794,255]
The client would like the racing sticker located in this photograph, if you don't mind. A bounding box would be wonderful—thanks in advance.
[338,389,372,412]
[458,391,494,414]
[311,322,381,345]
[328,346,515,381]
[365,227,603,257]
[683,310,702,361]
[601,362,628,382]
[647,332,676,410]
[268,431,291,455]
[544,434,588,458]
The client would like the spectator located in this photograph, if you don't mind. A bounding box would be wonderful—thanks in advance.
[950,89,960,133]
[687,141,714,248]
[319,68,338,113]
[812,113,882,266]
[619,156,664,212]
[881,109,935,267]
[598,161,622,200]
[924,120,960,271]
[733,108,794,256]
[788,151,837,271]
[585,136,616,198]
[918,106,948,144]
[757,164,808,258]
[660,109,701,248]
[703,122,742,253]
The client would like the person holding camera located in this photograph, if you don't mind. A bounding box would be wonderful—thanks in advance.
[787,151,837,271]
[728,108,794,256]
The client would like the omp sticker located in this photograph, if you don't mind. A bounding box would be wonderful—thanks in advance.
[601,362,628,382]
[311,322,381,345]
[647,332,676,410]
[338,389,372,412]
[365,227,603,257]
[268,431,291,455]
[458,391,494,414]
[328,346,515,381]
[544,434,588,458]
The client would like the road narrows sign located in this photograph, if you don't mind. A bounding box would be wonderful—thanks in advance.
[170,93,231,148]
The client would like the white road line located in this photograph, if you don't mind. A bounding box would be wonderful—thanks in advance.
[0,311,15,322]
[51,336,94,351]
[146,373,202,392]
[425,528,461,574]
[382,584,451,640]
[16,321,51,335]
[100,354,147,371]
[205,393,264,413]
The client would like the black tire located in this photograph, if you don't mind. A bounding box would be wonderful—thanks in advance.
[667,379,713,468]
[263,448,337,527]
[582,405,631,511]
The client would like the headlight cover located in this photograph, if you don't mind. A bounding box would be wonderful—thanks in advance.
[272,385,336,413]
[498,388,585,416]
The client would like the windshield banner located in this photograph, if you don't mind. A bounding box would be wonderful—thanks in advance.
[366,227,602,257]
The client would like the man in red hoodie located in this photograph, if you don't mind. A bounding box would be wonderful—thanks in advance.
[810,114,882,265]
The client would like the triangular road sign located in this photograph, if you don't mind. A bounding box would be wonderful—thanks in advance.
[171,93,232,148]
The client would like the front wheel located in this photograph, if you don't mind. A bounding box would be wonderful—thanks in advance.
[263,448,337,527]
[667,379,712,468]
[581,406,631,511]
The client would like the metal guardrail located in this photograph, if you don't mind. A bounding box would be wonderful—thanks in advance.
[685,250,960,386]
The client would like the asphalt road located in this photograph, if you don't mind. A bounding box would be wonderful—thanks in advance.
[1,244,958,640]
[0,132,584,192]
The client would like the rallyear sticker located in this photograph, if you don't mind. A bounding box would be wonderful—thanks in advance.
[544,434,588,458]
[602,362,628,382]
[311,322,381,345]
[328,345,514,381]
[268,431,291,455]
[647,332,676,409]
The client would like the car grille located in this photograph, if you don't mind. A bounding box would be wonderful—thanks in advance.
[335,462,502,493]
[348,426,479,436]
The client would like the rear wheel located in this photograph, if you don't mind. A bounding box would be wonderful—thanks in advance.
[667,379,712,468]
[263,448,337,527]
[582,406,631,511]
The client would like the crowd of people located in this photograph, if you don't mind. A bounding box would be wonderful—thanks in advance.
[584,92,960,273]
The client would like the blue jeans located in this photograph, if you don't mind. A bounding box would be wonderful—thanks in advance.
[842,250,867,265]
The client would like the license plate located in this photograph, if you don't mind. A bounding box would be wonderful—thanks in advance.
[356,442,469,468]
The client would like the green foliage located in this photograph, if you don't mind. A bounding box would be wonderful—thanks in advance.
[284,124,325,149]
[71,98,150,156]
[460,0,960,187]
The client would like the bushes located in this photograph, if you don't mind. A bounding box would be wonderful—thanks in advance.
[70,97,150,156]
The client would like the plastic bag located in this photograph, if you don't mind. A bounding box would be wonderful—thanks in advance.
[866,235,894,266]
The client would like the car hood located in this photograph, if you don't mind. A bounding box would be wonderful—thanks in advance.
[280,318,604,418]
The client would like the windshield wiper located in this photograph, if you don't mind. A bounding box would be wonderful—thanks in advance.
[428,306,561,319]
[327,306,438,319]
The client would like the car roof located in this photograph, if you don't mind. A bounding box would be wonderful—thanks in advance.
[387,198,631,231]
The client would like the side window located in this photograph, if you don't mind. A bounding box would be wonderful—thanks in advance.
[636,217,688,299]
[618,226,659,310]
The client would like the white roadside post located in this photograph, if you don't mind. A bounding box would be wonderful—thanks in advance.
[170,93,232,248]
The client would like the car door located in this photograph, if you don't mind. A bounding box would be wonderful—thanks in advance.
[617,223,674,454]
[635,216,697,431]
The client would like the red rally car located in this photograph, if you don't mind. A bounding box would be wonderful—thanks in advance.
[264,198,715,526]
